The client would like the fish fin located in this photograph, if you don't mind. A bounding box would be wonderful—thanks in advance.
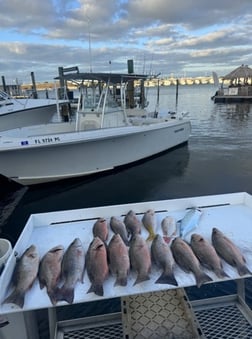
[237,264,251,276]
[114,276,127,287]
[215,269,229,279]
[155,272,178,286]
[195,271,212,288]
[133,274,150,286]
[87,284,104,296]
[4,290,25,308]
[56,286,74,304]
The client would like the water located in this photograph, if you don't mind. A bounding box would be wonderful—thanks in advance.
[2,84,252,336]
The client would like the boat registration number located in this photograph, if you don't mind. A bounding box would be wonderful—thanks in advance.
[34,137,61,144]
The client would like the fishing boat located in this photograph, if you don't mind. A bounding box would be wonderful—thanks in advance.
[0,88,70,131]
[0,72,191,185]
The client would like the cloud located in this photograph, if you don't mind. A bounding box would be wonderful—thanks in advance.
[0,0,251,81]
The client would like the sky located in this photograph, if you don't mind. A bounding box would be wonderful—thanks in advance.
[0,0,252,83]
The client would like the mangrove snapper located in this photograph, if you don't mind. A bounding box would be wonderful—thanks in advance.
[58,238,85,304]
[190,233,228,279]
[4,245,40,308]
[110,216,129,246]
[38,245,64,305]
[129,234,151,285]
[86,237,109,296]
[93,218,109,242]
[171,237,212,288]
[151,234,178,286]
[124,210,141,239]
[212,227,251,276]
[108,234,130,286]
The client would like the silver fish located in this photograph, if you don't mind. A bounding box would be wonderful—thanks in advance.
[86,237,109,296]
[190,233,228,279]
[161,216,177,244]
[129,234,151,285]
[179,208,202,238]
[93,218,109,242]
[4,245,40,308]
[142,209,156,241]
[38,245,64,305]
[171,237,212,288]
[151,234,178,286]
[212,227,251,276]
[124,210,141,239]
[108,234,130,286]
[57,238,85,304]
[110,216,129,246]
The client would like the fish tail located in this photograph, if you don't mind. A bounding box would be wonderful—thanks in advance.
[4,290,25,308]
[87,284,104,296]
[56,286,74,304]
[237,264,251,276]
[114,276,127,287]
[195,271,212,288]
[215,268,229,279]
[155,272,178,286]
[134,273,150,286]
[146,230,156,242]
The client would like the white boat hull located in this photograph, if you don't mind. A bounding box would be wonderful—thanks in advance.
[0,120,191,185]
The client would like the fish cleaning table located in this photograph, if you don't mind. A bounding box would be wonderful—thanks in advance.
[1,192,252,338]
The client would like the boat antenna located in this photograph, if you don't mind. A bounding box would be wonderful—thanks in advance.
[87,16,92,73]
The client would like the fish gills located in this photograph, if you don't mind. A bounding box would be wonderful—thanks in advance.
[4,245,40,308]
[151,234,178,286]
[93,218,109,242]
[86,237,109,296]
[212,227,251,276]
[129,234,151,285]
[190,233,228,279]
[58,238,85,304]
[142,209,156,241]
[38,245,64,305]
[171,237,212,288]
[108,234,130,286]
[110,216,129,246]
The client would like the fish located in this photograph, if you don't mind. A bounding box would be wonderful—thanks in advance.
[171,237,212,288]
[179,208,202,238]
[161,216,177,244]
[38,245,64,305]
[124,210,141,239]
[86,237,109,296]
[92,218,109,242]
[129,234,151,285]
[142,209,156,241]
[110,216,129,246]
[57,238,85,304]
[190,233,228,279]
[4,245,40,308]
[151,234,178,286]
[108,234,130,286]
[212,227,251,276]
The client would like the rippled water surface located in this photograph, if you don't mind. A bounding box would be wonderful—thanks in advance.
[2,84,252,337]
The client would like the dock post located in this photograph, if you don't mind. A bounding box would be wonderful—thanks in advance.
[31,72,38,99]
